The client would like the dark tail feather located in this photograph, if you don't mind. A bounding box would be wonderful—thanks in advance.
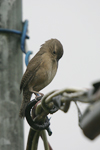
[19,91,32,118]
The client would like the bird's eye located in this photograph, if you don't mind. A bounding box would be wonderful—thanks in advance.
[53,51,56,54]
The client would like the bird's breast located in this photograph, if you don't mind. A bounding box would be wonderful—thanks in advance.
[44,57,57,85]
[28,54,58,92]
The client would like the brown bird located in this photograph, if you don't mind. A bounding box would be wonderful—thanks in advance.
[19,39,64,118]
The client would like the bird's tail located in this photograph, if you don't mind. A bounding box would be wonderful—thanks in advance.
[19,90,32,118]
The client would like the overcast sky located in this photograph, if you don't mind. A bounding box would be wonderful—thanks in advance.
[22,0,100,149]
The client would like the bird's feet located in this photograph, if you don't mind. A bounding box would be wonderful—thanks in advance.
[29,88,44,100]
[35,92,44,101]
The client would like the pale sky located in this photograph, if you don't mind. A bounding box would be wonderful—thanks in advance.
[22,0,100,149]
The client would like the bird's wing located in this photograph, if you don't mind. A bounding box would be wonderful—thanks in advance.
[20,51,43,92]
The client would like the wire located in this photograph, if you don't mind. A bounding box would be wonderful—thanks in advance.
[0,20,32,66]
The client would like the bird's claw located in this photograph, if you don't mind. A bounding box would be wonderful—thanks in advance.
[35,95,43,101]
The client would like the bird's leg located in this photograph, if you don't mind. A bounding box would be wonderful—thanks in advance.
[34,91,44,100]
[29,87,44,100]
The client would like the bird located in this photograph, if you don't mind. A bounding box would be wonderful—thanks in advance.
[19,39,64,118]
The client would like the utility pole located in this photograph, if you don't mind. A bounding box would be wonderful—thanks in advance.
[0,1,24,150]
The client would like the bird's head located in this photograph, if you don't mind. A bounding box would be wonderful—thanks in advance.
[41,39,64,61]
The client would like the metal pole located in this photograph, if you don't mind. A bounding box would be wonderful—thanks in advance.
[0,1,24,150]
